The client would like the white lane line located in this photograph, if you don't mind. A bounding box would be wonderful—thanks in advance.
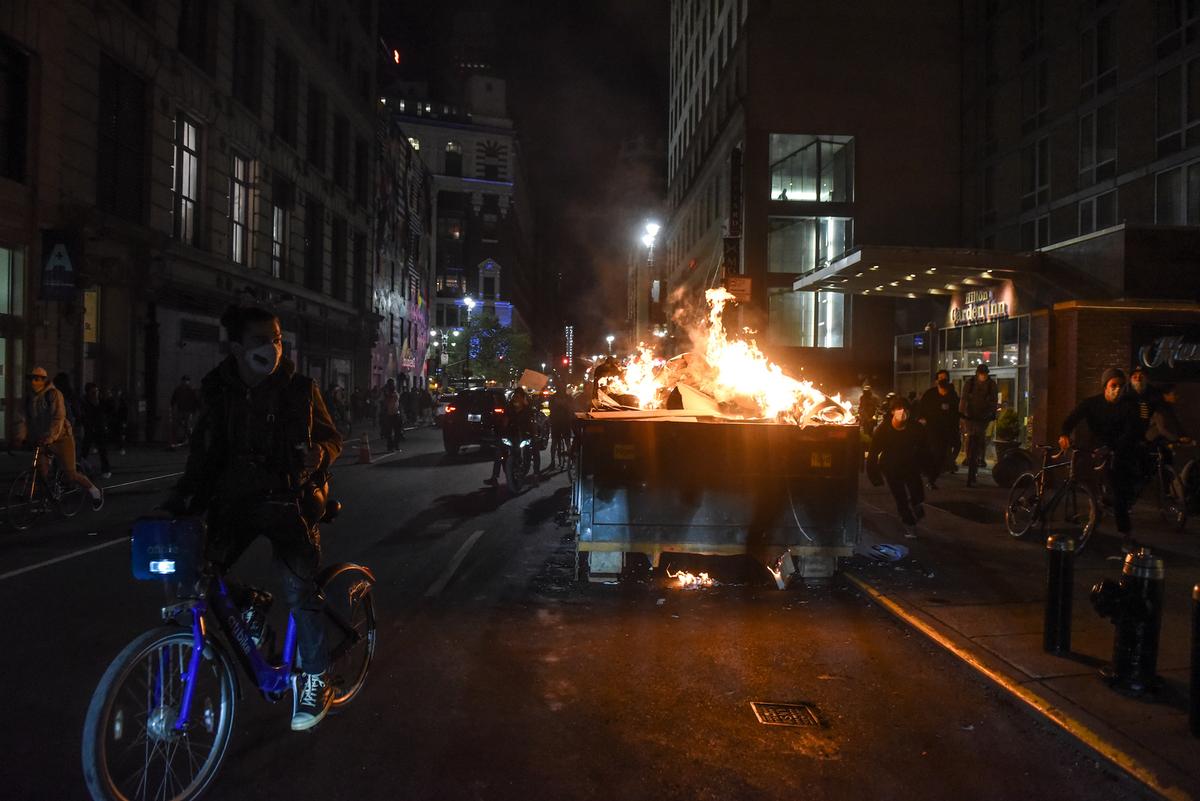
[103,472,184,490]
[0,538,126,582]
[424,529,485,597]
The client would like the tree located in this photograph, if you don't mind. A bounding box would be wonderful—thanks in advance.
[463,312,533,383]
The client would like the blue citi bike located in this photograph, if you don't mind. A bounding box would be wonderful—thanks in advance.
[81,502,377,801]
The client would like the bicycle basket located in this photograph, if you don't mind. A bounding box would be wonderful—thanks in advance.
[130,517,205,584]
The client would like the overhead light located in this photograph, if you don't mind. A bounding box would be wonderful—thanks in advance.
[980,271,992,279]
[889,281,900,286]
[870,265,880,271]
[905,274,915,281]
[945,283,958,290]
[907,292,917,299]
[876,285,885,291]
[863,289,871,294]
[926,267,937,274]
[855,271,864,277]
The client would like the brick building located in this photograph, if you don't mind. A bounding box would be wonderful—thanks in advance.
[0,0,379,442]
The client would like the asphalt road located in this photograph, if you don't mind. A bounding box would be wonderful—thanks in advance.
[0,428,1159,801]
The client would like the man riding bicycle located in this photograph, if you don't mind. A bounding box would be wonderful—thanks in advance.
[1059,367,1141,553]
[163,305,343,731]
[14,366,104,510]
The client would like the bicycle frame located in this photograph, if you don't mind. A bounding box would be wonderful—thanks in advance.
[171,574,298,733]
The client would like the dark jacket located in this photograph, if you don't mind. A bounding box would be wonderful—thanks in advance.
[959,376,998,435]
[1125,385,1163,439]
[500,401,540,440]
[175,356,342,509]
[918,385,960,437]
[1061,393,1140,453]
[867,418,931,478]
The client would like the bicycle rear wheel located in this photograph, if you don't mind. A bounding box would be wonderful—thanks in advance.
[319,564,377,707]
[56,470,85,518]
[1160,465,1188,531]
[82,626,237,801]
[7,469,41,530]
[1042,481,1098,554]
[1005,472,1039,538]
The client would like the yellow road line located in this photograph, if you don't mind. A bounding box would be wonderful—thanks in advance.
[844,572,1194,801]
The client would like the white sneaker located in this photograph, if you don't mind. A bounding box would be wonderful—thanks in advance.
[290,672,332,731]
[90,487,104,511]
[100,471,112,479]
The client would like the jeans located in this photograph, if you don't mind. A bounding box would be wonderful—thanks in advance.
[885,471,925,525]
[965,431,987,483]
[206,498,327,674]
[381,413,404,450]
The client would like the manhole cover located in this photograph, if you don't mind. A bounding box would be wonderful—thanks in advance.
[750,701,822,727]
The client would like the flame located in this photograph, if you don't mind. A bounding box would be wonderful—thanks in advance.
[667,569,715,589]
[601,288,856,426]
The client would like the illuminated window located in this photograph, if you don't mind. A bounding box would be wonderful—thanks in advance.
[172,116,200,244]
[229,155,251,265]
[768,216,853,274]
[768,289,843,349]
[769,134,853,202]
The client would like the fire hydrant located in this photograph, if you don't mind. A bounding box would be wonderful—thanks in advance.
[1090,548,1165,695]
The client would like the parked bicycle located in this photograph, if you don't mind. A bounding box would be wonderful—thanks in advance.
[1145,444,1187,530]
[81,505,376,801]
[6,444,85,530]
[1005,446,1102,553]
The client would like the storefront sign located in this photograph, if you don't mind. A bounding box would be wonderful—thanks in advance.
[1133,323,1200,380]
[728,148,742,238]
[725,275,751,303]
[951,288,1009,326]
[40,229,80,302]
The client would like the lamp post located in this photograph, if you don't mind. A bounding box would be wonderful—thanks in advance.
[606,334,615,354]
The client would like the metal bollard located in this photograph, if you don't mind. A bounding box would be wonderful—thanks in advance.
[1044,535,1075,654]
[1090,548,1166,695]
[1192,584,1200,737]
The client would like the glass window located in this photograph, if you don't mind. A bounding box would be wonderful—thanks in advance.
[769,134,853,202]
[1156,165,1185,224]
[963,322,998,367]
[230,155,251,265]
[1001,317,1019,366]
[817,292,844,348]
[172,116,200,244]
[0,39,29,183]
[768,289,814,347]
[768,216,853,274]
[896,334,914,372]
[97,56,146,222]
[271,204,286,278]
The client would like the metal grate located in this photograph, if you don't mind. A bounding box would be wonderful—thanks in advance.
[751,701,822,728]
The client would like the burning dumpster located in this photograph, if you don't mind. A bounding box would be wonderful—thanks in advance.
[571,288,860,583]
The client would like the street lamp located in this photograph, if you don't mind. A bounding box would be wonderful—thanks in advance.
[606,334,615,354]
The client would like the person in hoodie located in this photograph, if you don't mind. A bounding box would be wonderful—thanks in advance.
[1059,367,1141,552]
[163,305,343,732]
[867,396,931,539]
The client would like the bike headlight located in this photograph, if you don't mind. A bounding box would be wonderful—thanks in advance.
[500,437,512,446]
[149,560,176,575]
[520,439,532,448]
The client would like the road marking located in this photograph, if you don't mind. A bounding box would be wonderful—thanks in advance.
[102,472,184,490]
[0,538,126,582]
[425,529,485,597]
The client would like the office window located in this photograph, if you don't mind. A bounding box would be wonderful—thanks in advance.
[981,164,996,222]
[445,141,462,176]
[768,216,853,274]
[331,216,347,300]
[1155,162,1200,224]
[354,138,368,206]
[1081,15,1116,99]
[332,114,349,188]
[0,246,24,316]
[1021,137,1050,210]
[1079,191,1117,235]
[230,155,251,265]
[767,290,844,348]
[1080,103,1117,185]
[232,4,263,112]
[0,40,28,182]
[178,0,212,71]
[1020,0,1045,57]
[97,55,146,222]
[1020,215,1050,249]
[1157,57,1200,157]
[352,231,366,308]
[274,47,297,145]
[768,134,853,202]
[304,197,324,291]
[1020,61,1048,132]
[306,85,326,170]
[171,116,200,244]
[1156,0,1200,57]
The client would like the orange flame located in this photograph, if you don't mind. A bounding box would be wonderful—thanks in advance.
[602,288,856,426]
[667,569,715,589]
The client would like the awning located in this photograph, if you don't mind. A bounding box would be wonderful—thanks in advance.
[791,245,1041,298]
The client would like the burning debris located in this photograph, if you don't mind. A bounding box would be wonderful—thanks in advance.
[597,288,855,426]
[667,569,717,589]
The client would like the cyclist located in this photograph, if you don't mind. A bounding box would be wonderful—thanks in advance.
[548,391,573,469]
[163,305,343,732]
[14,366,104,510]
[485,388,541,487]
[1059,367,1141,552]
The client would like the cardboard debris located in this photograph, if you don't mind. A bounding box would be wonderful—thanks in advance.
[519,369,549,392]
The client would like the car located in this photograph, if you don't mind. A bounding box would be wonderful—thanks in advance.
[441,388,509,455]
[433,393,458,428]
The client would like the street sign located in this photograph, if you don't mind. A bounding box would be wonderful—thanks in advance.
[725,276,751,303]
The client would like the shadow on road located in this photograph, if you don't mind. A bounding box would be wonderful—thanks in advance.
[377,487,515,543]
[523,486,570,528]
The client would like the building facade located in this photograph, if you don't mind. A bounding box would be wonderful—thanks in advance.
[0,0,379,442]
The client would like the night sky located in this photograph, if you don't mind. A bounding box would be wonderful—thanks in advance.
[381,0,670,351]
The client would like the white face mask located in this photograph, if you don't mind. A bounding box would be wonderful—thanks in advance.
[243,343,280,377]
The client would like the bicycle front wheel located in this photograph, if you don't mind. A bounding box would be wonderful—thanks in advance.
[1005,472,1039,538]
[82,626,237,801]
[1042,481,1098,554]
[1160,465,1188,531]
[319,565,377,708]
[7,469,40,530]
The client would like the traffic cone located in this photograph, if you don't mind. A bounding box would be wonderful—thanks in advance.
[357,433,372,464]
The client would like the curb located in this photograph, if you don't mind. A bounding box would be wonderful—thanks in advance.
[844,571,1195,801]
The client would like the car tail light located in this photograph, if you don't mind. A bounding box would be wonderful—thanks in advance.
[493,407,505,414]
[446,405,456,413]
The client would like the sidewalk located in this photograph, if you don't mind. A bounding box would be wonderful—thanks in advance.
[848,465,1200,800]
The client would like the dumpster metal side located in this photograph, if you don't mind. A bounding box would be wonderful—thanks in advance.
[574,416,860,580]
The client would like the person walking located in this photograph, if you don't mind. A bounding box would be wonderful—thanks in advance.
[1060,368,1141,552]
[867,397,930,538]
[169,375,199,449]
[918,369,960,488]
[857,384,880,427]
[111,388,130,455]
[80,382,113,478]
[379,378,403,451]
[959,364,998,487]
